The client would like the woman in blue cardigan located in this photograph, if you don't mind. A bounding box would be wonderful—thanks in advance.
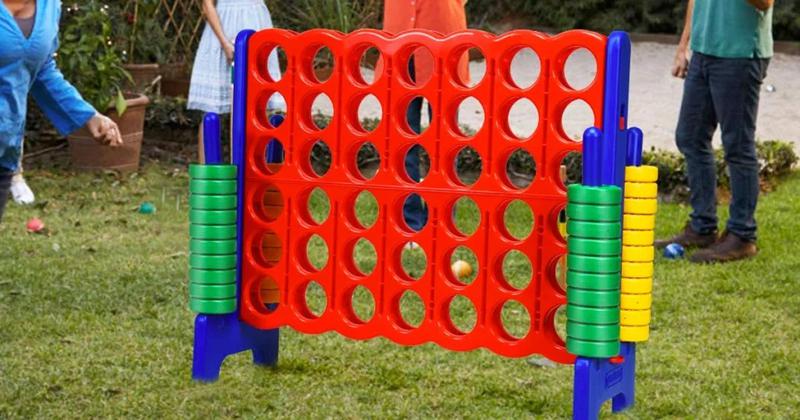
[0,0,122,222]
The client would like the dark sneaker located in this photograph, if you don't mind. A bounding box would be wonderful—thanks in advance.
[689,231,757,264]
[654,222,717,249]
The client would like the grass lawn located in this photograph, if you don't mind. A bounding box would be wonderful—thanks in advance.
[1,164,799,418]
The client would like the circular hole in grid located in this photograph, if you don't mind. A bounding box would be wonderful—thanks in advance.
[263,138,285,174]
[405,46,434,87]
[501,300,531,339]
[554,254,566,293]
[454,146,482,186]
[256,277,280,313]
[453,47,486,88]
[260,184,284,222]
[310,93,334,130]
[306,187,331,225]
[400,242,427,280]
[399,290,425,328]
[505,148,537,190]
[305,234,329,271]
[354,190,379,229]
[355,142,380,180]
[357,94,382,133]
[554,305,567,344]
[266,92,287,126]
[309,140,332,177]
[455,96,484,137]
[503,200,534,241]
[452,196,481,237]
[509,47,541,89]
[556,205,567,243]
[563,48,597,91]
[353,238,377,276]
[450,246,479,286]
[561,99,594,142]
[358,46,383,85]
[560,151,583,187]
[502,250,533,290]
[256,230,282,268]
[351,285,375,322]
[265,46,287,82]
[449,295,477,334]
[304,281,327,318]
[507,98,539,140]
[312,46,335,83]
[403,145,430,183]
[402,193,428,232]
[405,95,433,135]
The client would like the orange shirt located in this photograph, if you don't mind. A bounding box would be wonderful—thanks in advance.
[383,0,469,84]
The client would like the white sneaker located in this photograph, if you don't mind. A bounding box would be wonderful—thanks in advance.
[10,174,35,205]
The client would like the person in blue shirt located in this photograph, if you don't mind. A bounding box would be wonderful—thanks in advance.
[0,0,122,222]
[655,0,774,263]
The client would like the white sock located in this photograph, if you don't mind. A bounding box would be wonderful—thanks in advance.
[10,174,35,205]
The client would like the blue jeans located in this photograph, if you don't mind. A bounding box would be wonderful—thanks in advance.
[675,52,769,241]
[403,58,432,231]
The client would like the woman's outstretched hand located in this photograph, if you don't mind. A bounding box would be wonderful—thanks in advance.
[85,113,123,146]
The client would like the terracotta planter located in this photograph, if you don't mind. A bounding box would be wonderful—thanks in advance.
[67,94,150,173]
[124,63,160,92]
[161,62,190,97]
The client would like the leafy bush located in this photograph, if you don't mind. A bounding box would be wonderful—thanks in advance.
[145,96,202,129]
[265,0,381,33]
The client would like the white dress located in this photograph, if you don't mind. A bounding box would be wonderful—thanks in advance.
[187,0,282,114]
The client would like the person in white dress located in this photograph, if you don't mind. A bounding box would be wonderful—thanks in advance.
[188,0,283,162]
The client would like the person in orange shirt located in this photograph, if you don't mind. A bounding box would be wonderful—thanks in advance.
[383,0,468,232]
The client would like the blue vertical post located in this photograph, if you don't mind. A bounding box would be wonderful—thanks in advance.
[571,31,636,419]
[191,29,280,382]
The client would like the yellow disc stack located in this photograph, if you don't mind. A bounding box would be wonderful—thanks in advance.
[620,165,658,342]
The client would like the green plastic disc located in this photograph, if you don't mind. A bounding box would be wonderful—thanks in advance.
[190,179,237,195]
[567,271,620,290]
[189,282,237,299]
[189,268,237,284]
[190,239,237,255]
[566,337,620,358]
[190,209,237,225]
[568,254,621,274]
[190,253,237,270]
[566,304,620,324]
[189,298,237,314]
[567,184,622,205]
[566,203,621,222]
[566,221,621,240]
[567,287,620,307]
[568,237,621,256]
[189,194,237,210]
[190,224,237,240]
[189,164,237,180]
[567,321,620,341]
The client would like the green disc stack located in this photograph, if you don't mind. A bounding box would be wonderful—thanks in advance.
[188,164,239,314]
[565,184,622,358]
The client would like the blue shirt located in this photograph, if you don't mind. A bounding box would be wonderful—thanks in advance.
[0,0,96,172]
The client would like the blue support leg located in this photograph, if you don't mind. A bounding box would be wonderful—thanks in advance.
[572,343,636,420]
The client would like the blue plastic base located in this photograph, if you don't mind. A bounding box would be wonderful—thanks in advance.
[572,343,636,420]
[192,313,280,382]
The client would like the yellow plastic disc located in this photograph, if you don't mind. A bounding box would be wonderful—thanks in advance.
[622,262,654,278]
[621,277,653,294]
[623,214,656,231]
[624,198,658,215]
[622,245,655,262]
[624,182,658,199]
[620,325,650,342]
[622,229,654,246]
[620,293,653,310]
[620,309,651,326]
[625,166,658,183]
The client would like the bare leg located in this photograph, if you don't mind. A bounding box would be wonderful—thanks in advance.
[197,121,205,164]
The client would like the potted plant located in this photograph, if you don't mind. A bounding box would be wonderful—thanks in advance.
[59,1,150,173]
[118,0,169,91]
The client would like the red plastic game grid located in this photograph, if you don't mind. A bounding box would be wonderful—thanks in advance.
[239,28,606,363]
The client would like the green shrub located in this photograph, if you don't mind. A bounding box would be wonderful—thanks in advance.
[266,0,381,33]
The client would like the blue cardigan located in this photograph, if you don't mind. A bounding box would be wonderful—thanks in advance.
[0,0,95,172]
